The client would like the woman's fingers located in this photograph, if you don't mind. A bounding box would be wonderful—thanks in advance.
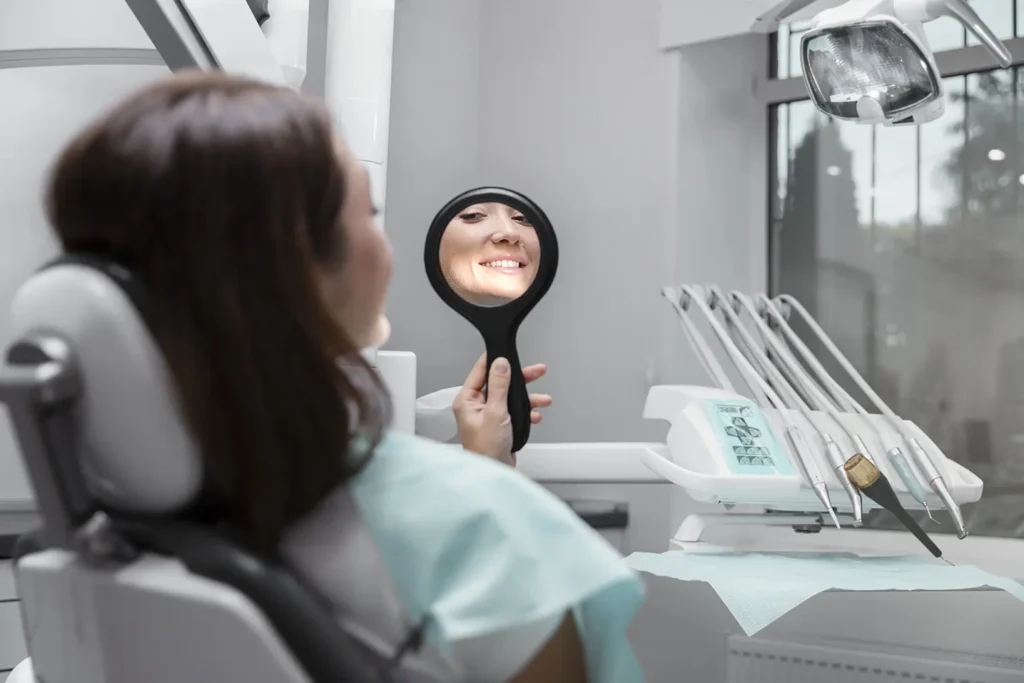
[529,392,551,424]
[464,357,542,392]
[522,363,547,384]
[458,358,547,414]
[458,352,489,396]
[529,393,553,409]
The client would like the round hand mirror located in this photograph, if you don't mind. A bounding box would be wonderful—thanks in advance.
[424,187,559,453]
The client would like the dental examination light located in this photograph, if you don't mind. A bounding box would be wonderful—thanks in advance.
[641,286,982,553]
[756,0,1013,125]
[803,0,1012,124]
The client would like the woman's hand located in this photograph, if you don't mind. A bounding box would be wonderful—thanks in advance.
[453,353,553,466]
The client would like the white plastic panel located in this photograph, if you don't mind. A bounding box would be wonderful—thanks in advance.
[325,0,395,165]
[180,0,286,84]
[262,0,310,88]
[728,634,1024,683]
[365,162,387,219]
[0,600,26,672]
[517,443,667,483]
[0,0,155,51]
[0,65,170,508]
[0,562,25,672]
[0,563,15,601]
[18,551,309,683]
[658,0,843,49]
[375,351,416,434]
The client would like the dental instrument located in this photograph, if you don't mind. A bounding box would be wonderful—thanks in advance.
[649,287,841,535]
[657,284,897,530]
[642,286,982,549]
[776,294,968,539]
[733,292,872,460]
[757,295,937,522]
[721,289,870,526]
[763,296,944,526]
[739,291,942,543]
[662,288,735,393]
[843,454,951,565]
[757,295,935,521]
[709,288,841,528]
[682,285,857,527]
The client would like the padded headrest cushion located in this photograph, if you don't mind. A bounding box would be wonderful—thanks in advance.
[9,263,202,513]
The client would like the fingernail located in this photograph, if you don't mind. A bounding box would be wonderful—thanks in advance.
[494,358,510,374]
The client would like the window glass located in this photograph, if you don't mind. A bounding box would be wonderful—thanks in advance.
[966,0,1015,46]
[770,68,1024,537]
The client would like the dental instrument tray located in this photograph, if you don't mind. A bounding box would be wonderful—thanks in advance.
[641,385,981,514]
[642,285,983,547]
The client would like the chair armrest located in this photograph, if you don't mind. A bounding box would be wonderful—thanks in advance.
[7,658,34,683]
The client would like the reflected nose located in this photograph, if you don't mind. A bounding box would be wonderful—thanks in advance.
[489,218,521,245]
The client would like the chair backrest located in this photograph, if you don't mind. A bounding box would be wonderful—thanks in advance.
[0,256,402,683]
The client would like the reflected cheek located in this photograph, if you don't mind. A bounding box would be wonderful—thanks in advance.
[448,245,477,282]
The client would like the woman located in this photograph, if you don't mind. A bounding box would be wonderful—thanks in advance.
[46,71,644,682]
[439,202,540,307]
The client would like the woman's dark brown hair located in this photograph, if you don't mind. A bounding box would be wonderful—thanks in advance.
[46,71,389,549]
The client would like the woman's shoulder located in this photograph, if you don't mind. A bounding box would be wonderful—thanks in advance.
[348,431,642,636]
[356,431,530,494]
[354,432,616,555]
[351,432,609,559]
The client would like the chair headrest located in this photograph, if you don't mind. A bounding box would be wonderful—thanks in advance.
[9,259,203,514]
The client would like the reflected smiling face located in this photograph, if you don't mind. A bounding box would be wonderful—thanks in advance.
[438,202,541,307]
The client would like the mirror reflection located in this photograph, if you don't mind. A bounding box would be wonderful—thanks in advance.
[438,202,541,307]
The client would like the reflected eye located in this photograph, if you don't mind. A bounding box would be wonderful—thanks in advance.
[512,213,532,226]
[459,211,486,223]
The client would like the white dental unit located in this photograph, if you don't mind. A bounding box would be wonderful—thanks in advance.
[1,1,1023,682]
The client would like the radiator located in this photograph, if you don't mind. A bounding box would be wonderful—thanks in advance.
[727,635,1024,683]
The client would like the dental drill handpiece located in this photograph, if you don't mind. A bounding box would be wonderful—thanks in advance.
[886,447,935,522]
[906,437,967,539]
[784,427,841,528]
[824,436,863,526]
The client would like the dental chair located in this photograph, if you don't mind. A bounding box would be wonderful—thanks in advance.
[0,255,408,683]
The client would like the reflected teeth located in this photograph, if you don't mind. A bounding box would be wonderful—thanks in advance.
[484,260,521,268]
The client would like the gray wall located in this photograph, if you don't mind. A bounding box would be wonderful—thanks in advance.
[385,0,482,420]
[384,0,768,443]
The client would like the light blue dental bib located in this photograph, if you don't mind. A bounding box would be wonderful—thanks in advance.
[348,432,645,682]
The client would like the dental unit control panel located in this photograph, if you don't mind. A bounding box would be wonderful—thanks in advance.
[637,286,981,556]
